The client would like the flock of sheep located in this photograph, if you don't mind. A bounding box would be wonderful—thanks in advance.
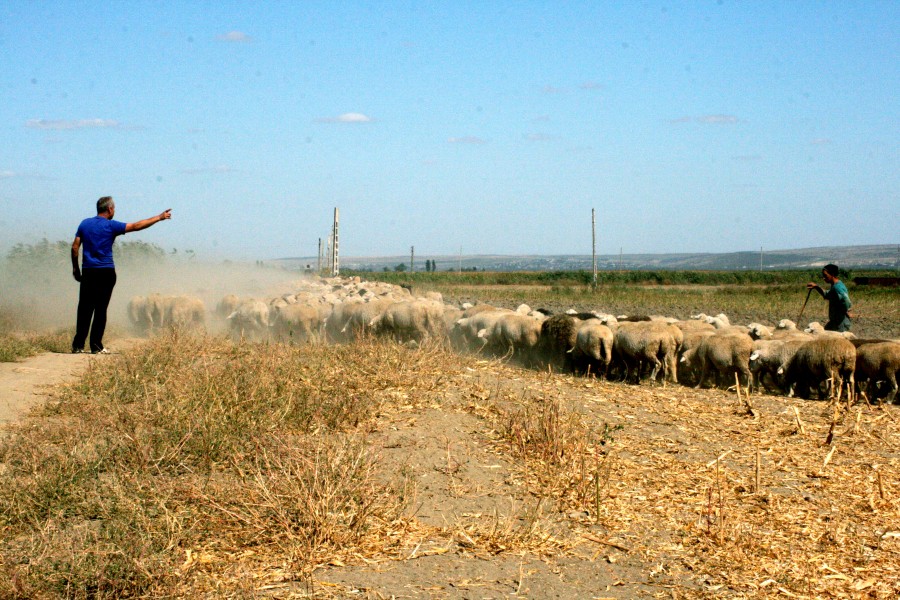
[127,276,900,405]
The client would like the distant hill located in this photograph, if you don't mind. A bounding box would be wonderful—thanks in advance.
[275,244,900,272]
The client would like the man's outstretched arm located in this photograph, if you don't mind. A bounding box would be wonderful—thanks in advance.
[125,209,172,233]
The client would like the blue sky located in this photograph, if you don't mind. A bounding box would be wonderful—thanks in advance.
[1,1,897,260]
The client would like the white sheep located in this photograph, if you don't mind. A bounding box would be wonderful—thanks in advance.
[369,300,447,342]
[612,321,680,385]
[215,294,240,319]
[271,303,325,343]
[690,332,753,390]
[705,315,731,330]
[807,321,858,340]
[478,313,544,359]
[571,321,615,378]
[164,295,206,330]
[776,319,797,331]
[227,299,270,342]
[747,323,773,340]
[454,309,512,351]
[748,338,807,394]
[330,298,392,342]
[676,329,716,386]
[127,295,154,334]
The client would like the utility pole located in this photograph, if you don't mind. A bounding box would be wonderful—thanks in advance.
[317,238,323,273]
[331,207,340,276]
[458,246,463,273]
[759,246,763,272]
[591,208,597,286]
[410,246,415,273]
[331,208,340,276]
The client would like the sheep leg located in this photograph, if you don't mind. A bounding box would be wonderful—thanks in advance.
[695,359,708,389]
[831,369,842,402]
[886,375,898,404]
[626,358,639,384]
[846,372,855,405]
[739,366,752,394]
[666,353,678,384]
[648,356,662,385]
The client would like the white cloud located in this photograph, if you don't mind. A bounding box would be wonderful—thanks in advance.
[580,81,604,90]
[696,114,740,124]
[26,118,121,130]
[541,85,564,94]
[0,170,54,181]
[179,165,236,175]
[810,138,832,146]
[216,31,252,43]
[315,112,373,123]
[448,136,487,144]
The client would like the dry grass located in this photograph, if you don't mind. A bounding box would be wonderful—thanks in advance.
[0,332,458,597]
[0,310,72,361]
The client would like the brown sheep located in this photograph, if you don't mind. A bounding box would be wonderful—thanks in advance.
[539,314,582,372]
[779,337,856,401]
[854,341,900,404]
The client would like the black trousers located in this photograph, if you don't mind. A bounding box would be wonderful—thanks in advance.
[73,268,117,352]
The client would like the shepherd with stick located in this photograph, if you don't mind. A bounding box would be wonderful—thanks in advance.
[805,264,853,332]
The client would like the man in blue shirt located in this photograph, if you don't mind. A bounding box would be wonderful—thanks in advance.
[71,196,172,353]
[806,263,852,332]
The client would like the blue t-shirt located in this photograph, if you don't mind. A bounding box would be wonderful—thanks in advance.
[76,216,127,269]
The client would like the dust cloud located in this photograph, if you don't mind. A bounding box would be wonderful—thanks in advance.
[0,257,308,335]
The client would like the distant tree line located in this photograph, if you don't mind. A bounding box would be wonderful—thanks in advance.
[3,238,182,276]
[378,260,470,273]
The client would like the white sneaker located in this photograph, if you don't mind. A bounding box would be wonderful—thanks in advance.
[92,348,111,355]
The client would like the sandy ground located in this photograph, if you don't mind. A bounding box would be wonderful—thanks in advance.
[0,338,140,429]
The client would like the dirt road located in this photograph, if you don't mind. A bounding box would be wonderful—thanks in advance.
[0,338,140,428]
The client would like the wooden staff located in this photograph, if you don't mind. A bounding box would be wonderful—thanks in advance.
[797,287,813,324]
